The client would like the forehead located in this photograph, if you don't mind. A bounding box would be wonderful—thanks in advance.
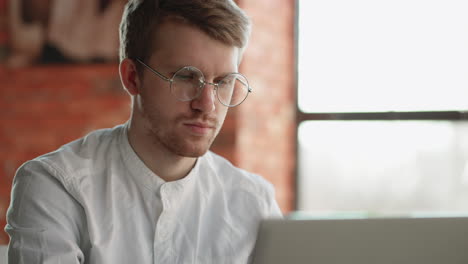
[148,20,241,74]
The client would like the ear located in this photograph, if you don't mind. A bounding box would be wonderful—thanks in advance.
[119,58,140,96]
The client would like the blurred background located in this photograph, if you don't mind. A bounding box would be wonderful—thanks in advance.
[1,0,468,245]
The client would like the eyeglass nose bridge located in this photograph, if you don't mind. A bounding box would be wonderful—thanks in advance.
[177,79,217,105]
[194,80,219,100]
[199,80,219,90]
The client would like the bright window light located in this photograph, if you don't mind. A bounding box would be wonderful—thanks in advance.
[298,121,468,214]
[298,0,468,113]
[297,0,468,215]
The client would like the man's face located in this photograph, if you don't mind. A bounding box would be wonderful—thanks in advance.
[134,20,240,157]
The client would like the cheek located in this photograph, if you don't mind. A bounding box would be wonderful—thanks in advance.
[140,83,174,111]
[141,76,173,100]
[216,106,229,123]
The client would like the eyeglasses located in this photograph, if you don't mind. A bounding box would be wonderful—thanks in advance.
[136,58,252,107]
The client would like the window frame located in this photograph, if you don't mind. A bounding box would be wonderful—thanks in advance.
[294,0,468,210]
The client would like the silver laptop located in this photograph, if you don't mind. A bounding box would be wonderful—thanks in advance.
[252,216,468,264]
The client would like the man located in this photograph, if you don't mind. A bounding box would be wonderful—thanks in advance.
[5,0,282,263]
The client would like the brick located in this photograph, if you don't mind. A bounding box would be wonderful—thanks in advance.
[238,0,296,212]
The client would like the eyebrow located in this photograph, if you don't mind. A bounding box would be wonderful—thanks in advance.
[142,59,239,79]
[173,65,239,78]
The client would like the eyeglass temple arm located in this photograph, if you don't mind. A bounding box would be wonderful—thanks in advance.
[136,58,171,82]
[237,78,253,93]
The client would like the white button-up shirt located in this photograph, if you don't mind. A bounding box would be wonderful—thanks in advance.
[5,124,282,264]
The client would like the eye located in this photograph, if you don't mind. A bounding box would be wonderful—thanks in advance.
[173,67,204,83]
[176,74,195,81]
[218,75,236,88]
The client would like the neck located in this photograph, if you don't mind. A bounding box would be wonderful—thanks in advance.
[126,119,197,182]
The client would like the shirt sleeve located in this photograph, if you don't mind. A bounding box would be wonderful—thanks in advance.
[5,160,87,264]
[265,183,284,219]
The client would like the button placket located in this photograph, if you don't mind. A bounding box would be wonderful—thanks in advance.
[155,182,185,244]
[163,183,183,209]
[157,184,173,242]
[158,225,169,240]
[162,197,171,210]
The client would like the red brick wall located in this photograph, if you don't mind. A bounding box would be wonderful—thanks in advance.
[238,0,296,212]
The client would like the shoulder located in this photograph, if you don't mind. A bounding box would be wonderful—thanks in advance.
[202,152,278,213]
[201,151,282,218]
[16,125,125,190]
[204,151,275,192]
[41,124,124,162]
[36,125,123,175]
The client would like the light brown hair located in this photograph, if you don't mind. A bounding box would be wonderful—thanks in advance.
[119,0,251,68]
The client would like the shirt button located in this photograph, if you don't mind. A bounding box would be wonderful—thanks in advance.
[174,183,183,193]
[163,198,170,210]
[159,228,168,240]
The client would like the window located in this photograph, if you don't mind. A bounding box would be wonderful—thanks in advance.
[297,0,468,215]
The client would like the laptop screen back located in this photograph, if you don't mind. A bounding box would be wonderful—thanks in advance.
[252,217,468,264]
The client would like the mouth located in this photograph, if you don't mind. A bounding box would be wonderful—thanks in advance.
[183,121,215,135]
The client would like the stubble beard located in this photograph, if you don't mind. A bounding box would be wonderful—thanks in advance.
[142,104,222,158]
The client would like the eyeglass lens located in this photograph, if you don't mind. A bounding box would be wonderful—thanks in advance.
[171,67,204,101]
[171,67,249,107]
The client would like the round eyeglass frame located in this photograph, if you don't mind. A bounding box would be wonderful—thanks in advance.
[136,58,252,107]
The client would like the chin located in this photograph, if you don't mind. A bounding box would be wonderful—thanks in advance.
[173,145,210,158]
[179,150,208,158]
[153,125,218,158]
[164,137,213,158]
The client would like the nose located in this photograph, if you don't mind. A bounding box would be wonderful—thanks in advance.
[190,82,216,113]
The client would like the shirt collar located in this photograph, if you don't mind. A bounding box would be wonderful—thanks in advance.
[119,122,165,191]
[118,122,201,192]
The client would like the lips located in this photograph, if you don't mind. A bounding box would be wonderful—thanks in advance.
[183,121,215,135]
